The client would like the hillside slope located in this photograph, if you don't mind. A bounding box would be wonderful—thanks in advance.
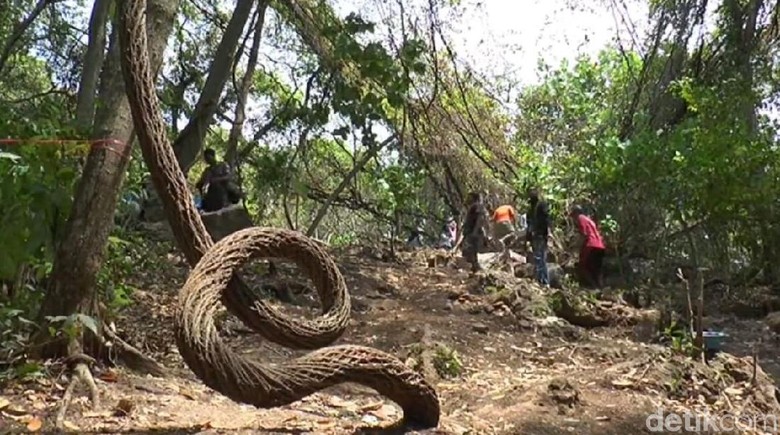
[2,245,779,434]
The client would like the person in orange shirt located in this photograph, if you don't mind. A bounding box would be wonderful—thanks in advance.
[492,202,518,252]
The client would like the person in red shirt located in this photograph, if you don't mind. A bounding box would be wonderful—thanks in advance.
[570,205,606,288]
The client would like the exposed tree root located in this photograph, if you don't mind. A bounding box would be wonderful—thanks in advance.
[53,324,163,428]
[102,325,166,377]
[29,321,163,377]
[117,0,440,428]
[56,339,99,430]
[408,324,440,382]
[176,227,440,427]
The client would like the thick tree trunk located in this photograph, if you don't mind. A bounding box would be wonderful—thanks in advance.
[171,0,255,175]
[33,0,180,358]
[74,0,113,133]
[225,0,268,166]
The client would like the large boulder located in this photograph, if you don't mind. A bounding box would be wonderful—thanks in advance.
[140,179,167,223]
[141,206,254,244]
[200,204,254,241]
[514,262,564,289]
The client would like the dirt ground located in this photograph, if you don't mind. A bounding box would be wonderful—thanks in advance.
[2,245,780,434]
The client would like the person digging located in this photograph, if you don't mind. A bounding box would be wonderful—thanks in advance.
[458,192,489,273]
[492,201,519,273]
[570,205,606,289]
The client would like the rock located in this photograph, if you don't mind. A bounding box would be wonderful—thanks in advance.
[513,262,564,288]
[538,316,567,327]
[471,322,489,334]
[632,309,661,342]
[547,377,581,410]
[359,246,384,261]
[138,221,175,242]
[376,283,399,296]
[352,299,370,313]
[550,290,656,328]
[447,289,466,300]
[707,353,780,413]
[765,311,780,333]
[140,180,167,222]
[514,263,534,279]
[518,318,535,329]
[467,305,482,315]
[200,204,254,241]
[140,180,253,244]
[428,252,452,268]
[548,263,564,289]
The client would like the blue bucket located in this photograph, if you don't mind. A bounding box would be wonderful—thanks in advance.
[702,331,727,351]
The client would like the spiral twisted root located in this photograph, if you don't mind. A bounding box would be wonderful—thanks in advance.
[174,227,441,427]
[117,0,439,426]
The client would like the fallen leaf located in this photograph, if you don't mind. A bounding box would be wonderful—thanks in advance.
[114,399,135,416]
[3,404,28,416]
[27,417,42,432]
[99,370,119,383]
[724,387,744,396]
[83,411,113,418]
[62,420,80,431]
[611,379,634,388]
[369,404,398,420]
[0,398,9,410]
[1,412,27,422]
[180,389,197,400]
[358,401,383,412]
[328,396,350,408]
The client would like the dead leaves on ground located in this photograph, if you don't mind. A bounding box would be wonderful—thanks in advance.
[1,393,53,432]
[0,398,44,432]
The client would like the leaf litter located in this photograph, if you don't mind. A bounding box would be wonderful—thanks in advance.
[2,248,780,434]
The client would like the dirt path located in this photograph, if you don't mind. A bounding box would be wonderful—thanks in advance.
[2,247,779,434]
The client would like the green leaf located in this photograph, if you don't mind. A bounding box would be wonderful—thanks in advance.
[0,151,21,161]
[74,314,100,336]
[291,179,309,196]
[45,316,69,324]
